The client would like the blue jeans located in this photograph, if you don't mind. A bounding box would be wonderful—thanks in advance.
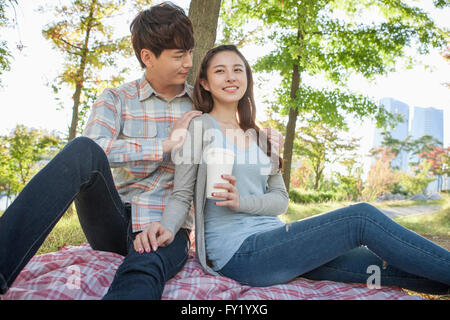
[219,203,450,294]
[103,228,190,300]
[0,137,190,299]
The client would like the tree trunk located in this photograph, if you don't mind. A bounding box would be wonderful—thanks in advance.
[69,83,83,141]
[282,64,300,193]
[187,0,222,85]
[68,0,96,141]
[282,25,303,193]
[313,165,323,190]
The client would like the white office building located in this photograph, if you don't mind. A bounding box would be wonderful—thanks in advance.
[410,106,444,145]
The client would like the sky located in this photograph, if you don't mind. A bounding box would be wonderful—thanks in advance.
[0,0,449,174]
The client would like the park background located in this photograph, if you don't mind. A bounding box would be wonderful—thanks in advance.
[0,0,449,299]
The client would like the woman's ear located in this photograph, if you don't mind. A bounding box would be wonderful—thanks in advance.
[140,49,154,69]
[200,78,210,92]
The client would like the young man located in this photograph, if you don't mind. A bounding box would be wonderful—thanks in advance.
[0,2,284,300]
[0,2,200,300]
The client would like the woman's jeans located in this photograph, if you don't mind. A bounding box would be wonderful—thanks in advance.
[0,137,190,299]
[219,203,450,294]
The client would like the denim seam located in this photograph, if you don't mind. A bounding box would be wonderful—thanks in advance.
[234,214,450,267]
[359,214,365,249]
[313,265,439,282]
[0,272,7,293]
[90,170,128,225]
[171,239,190,272]
[173,253,189,274]
[92,170,132,246]
[234,215,365,256]
[363,216,450,267]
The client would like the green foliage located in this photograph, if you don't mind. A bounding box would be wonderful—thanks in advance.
[433,0,450,9]
[290,163,313,190]
[289,188,341,204]
[362,147,399,201]
[262,109,364,198]
[224,0,447,127]
[378,132,446,174]
[363,148,436,200]
[380,132,442,156]
[393,193,450,237]
[0,40,11,86]
[0,125,62,199]
[334,174,363,201]
[0,0,17,87]
[295,123,360,190]
[221,0,447,193]
[397,161,436,196]
[35,208,87,255]
[40,0,134,139]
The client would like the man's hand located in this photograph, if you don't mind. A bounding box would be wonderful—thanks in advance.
[133,222,174,254]
[163,110,202,153]
[263,127,285,155]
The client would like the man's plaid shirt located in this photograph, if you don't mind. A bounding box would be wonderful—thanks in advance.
[83,74,195,232]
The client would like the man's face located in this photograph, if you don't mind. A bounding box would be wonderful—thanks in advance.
[144,48,193,87]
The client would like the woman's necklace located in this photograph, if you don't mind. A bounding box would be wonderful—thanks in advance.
[216,118,240,129]
[217,121,254,149]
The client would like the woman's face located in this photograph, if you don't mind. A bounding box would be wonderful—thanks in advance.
[200,51,248,107]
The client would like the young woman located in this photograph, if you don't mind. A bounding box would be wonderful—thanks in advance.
[151,44,450,294]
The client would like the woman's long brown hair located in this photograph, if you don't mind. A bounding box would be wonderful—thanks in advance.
[193,44,283,171]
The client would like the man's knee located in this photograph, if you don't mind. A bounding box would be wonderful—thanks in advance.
[60,136,107,165]
[65,136,103,154]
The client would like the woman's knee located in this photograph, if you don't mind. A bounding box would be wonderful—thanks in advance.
[351,202,382,217]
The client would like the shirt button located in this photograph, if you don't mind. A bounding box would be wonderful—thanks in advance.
[138,130,142,135]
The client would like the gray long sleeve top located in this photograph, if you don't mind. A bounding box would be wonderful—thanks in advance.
[160,113,289,276]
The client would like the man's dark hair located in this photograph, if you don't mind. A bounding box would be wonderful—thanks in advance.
[130,1,195,68]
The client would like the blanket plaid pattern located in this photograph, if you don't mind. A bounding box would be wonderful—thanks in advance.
[1,239,422,300]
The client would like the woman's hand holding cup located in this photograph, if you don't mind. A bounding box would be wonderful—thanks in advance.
[212,174,240,211]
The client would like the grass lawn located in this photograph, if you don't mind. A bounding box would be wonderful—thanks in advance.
[35,206,88,256]
[281,194,449,237]
[1,194,447,255]
[0,205,87,256]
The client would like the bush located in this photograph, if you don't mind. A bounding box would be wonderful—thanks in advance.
[362,147,398,201]
[289,189,339,204]
[397,161,435,196]
[334,175,363,201]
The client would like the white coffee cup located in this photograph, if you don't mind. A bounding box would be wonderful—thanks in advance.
[205,147,235,200]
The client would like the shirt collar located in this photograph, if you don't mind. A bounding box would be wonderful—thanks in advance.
[138,73,193,102]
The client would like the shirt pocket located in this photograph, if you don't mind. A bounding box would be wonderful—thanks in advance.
[122,119,157,138]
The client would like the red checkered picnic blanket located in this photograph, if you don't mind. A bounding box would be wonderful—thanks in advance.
[1,239,422,300]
